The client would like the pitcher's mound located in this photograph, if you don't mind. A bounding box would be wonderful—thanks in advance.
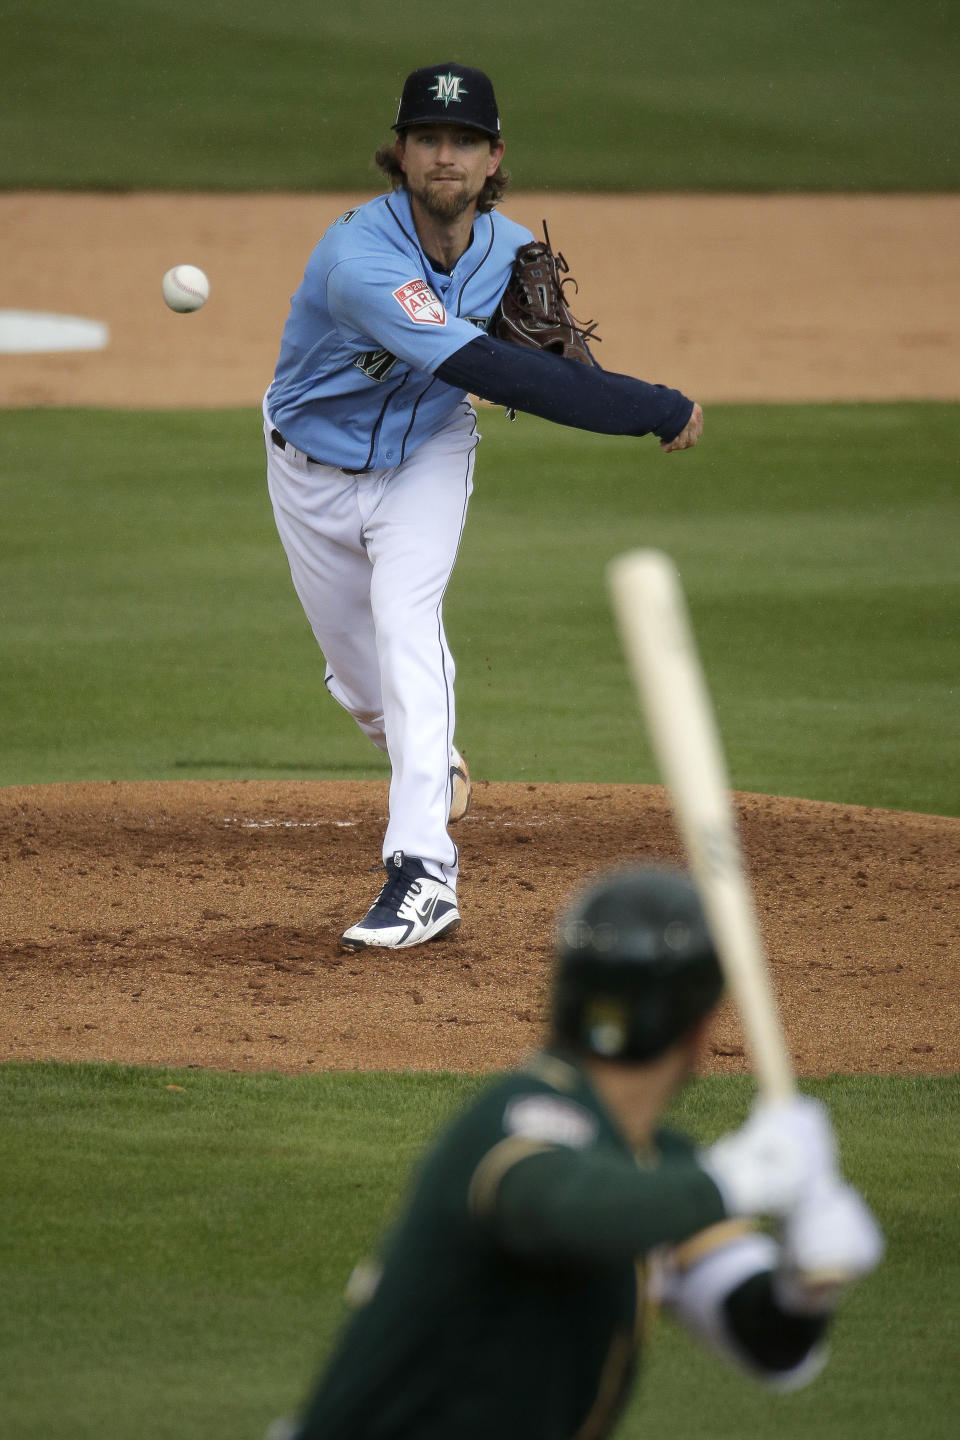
[1,780,956,1075]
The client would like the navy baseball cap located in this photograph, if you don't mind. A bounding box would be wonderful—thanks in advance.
[393,64,500,138]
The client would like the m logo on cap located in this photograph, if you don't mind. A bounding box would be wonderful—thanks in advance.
[430,72,467,107]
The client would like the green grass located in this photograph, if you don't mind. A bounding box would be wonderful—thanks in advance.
[1,404,957,814]
[1,1,958,189]
[0,1063,482,1440]
[642,1073,960,1440]
[1,1063,956,1439]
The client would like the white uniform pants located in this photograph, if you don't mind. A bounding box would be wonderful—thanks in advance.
[264,401,478,890]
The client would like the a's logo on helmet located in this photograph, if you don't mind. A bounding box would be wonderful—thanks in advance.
[430,72,467,106]
[584,997,629,1058]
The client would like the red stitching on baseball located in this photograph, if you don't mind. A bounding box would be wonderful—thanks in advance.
[172,267,205,299]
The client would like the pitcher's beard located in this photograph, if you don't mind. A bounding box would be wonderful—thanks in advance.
[410,178,477,223]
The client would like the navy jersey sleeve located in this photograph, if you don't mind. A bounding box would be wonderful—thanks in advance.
[436,333,695,442]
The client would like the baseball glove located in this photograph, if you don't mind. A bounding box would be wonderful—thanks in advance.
[495,221,601,366]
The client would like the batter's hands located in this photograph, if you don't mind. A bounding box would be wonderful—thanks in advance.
[773,1180,885,1314]
[661,402,703,453]
[700,1095,840,1219]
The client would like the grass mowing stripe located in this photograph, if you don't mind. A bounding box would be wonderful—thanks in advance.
[6,403,954,812]
[0,1064,485,1440]
[0,2,957,188]
[1,1064,956,1440]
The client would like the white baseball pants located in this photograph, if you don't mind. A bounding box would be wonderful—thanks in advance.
[264,401,478,889]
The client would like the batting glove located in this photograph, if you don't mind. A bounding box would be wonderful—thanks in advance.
[699,1095,839,1220]
[773,1179,885,1314]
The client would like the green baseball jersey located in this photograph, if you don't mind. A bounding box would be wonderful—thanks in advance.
[293,1051,727,1440]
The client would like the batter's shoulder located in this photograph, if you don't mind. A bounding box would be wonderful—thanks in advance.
[473,1052,587,1112]
[456,1053,607,1151]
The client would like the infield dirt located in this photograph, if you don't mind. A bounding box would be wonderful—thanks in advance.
[2,191,959,407]
[2,780,957,1076]
[1,192,957,1076]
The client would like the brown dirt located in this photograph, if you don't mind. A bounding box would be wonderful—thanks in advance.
[1,780,957,1076]
[2,192,959,407]
[1,192,956,1077]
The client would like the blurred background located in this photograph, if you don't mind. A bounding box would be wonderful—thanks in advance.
[1,0,957,190]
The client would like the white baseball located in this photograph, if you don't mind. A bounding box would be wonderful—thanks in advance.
[161,264,210,313]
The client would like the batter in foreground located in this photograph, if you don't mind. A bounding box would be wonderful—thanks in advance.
[264,64,703,951]
[267,867,882,1439]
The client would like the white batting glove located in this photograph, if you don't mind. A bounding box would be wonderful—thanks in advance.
[699,1095,839,1219]
[773,1180,885,1315]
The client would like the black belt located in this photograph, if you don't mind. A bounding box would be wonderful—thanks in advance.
[270,426,320,463]
[270,427,365,475]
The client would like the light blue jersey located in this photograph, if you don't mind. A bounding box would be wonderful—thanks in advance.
[267,189,533,471]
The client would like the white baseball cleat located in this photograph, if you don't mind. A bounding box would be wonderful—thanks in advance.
[341,851,460,951]
[449,744,472,824]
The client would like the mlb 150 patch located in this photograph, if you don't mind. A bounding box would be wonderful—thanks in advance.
[392,279,447,326]
[503,1094,599,1149]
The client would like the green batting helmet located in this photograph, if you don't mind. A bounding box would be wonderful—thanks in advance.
[551,866,724,1062]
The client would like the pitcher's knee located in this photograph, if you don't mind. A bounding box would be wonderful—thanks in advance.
[325,671,385,732]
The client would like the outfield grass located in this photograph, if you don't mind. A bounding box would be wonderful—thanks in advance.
[1,1,957,190]
[1,1063,956,1440]
[1,404,956,814]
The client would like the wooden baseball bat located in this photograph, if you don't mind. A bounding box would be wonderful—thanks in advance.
[607,548,795,1100]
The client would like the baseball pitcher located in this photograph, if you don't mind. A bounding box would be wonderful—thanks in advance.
[264,64,703,950]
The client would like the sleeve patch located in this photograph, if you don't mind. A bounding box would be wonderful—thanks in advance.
[504,1094,599,1149]
[392,278,447,326]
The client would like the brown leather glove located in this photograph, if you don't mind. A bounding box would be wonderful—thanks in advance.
[494,222,600,367]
